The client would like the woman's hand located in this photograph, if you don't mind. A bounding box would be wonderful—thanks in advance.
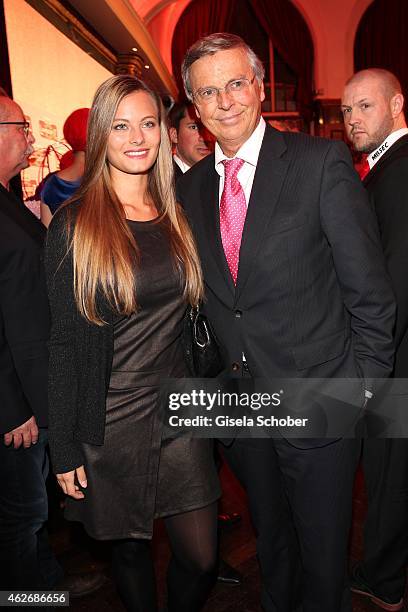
[56,465,87,499]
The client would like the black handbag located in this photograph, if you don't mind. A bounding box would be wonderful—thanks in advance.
[182,305,224,377]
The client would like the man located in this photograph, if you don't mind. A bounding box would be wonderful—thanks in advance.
[177,34,396,611]
[168,100,214,180]
[0,93,102,596]
[342,68,408,612]
[0,92,58,591]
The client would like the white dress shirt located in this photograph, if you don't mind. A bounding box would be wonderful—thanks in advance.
[173,154,191,174]
[215,117,266,206]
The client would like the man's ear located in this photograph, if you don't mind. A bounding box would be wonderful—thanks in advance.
[391,93,404,118]
[258,80,266,103]
[194,104,201,120]
[169,126,178,145]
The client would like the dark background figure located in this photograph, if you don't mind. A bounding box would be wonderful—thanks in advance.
[0,89,63,590]
[0,89,103,599]
[177,34,396,612]
[40,107,89,227]
[342,68,408,612]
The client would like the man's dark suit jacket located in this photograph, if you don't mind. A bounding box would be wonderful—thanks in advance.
[364,134,408,380]
[173,159,184,182]
[177,125,395,394]
[0,184,49,433]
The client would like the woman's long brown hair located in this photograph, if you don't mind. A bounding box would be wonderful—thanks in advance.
[62,75,203,325]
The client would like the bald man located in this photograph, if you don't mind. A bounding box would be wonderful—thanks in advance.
[342,69,408,612]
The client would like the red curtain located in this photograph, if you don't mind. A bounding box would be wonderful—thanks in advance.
[249,0,314,119]
[355,0,408,98]
[171,0,235,96]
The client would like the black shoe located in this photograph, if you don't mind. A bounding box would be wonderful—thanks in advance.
[350,566,404,611]
[55,571,106,599]
[217,512,242,530]
[217,559,242,586]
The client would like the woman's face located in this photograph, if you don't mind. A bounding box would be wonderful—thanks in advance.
[107,90,161,177]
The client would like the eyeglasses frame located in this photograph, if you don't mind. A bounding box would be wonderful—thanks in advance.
[192,75,257,106]
[0,121,31,136]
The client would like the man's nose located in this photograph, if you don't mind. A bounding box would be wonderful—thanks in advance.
[348,109,360,125]
[217,89,233,110]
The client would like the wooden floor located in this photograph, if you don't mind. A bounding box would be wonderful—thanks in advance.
[48,461,407,612]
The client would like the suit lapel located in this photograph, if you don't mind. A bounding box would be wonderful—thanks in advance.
[235,126,289,301]
[0,184,45,245]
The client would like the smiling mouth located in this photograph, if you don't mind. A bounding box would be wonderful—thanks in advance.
[124,150,149,157]
[218,113,242,124]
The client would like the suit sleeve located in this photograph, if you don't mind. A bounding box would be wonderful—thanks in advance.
[371,158,408,350]
[0,236,49,432]
[44,209,84,473]
[319,141,396,392]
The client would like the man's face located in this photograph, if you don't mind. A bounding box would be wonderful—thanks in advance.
[170,106,214,167]
[341,76,395,153]
[189,48,264,156]
[0,99,34,186]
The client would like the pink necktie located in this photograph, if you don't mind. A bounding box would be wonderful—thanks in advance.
[220,158,247,284]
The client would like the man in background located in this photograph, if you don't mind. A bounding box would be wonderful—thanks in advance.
[342,68,408,612]
[168,100,214,180]
[0,91,103,596]
[0,90,62,590]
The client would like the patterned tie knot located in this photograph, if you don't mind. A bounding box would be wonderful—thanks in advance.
[223,158,244,197]
[223,157,244,180]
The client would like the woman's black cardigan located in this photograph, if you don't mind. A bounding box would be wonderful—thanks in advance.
[45,205,115,474]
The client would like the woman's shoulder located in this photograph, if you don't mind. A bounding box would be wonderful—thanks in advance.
[50,200,80,226]
[46,201,81,253]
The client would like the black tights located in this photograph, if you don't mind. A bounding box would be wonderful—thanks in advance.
[111,502,218,612]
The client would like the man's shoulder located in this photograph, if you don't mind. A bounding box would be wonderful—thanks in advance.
[368,135,408,188]
[177,153,215,191]
[384,135,408,165]
[277,128,344,154]
[262,125,349,166]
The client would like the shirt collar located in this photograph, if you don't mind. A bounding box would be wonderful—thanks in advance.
[368,128,408,169]
[173,154,191,174]
[215,116,266,175]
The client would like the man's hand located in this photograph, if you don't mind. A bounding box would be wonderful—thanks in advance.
[3,415,39,449]
[56,466,87,499]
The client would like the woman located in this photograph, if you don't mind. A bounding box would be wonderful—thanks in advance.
[40,108,89,227]
[45,75,220,612]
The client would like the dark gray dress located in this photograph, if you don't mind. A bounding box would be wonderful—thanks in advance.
[65,217,220,540]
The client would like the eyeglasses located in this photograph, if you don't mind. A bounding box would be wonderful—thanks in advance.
[0,121,31,136]
[193,75,256,105]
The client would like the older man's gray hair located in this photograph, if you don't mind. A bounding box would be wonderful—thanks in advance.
[181,33,265,101]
